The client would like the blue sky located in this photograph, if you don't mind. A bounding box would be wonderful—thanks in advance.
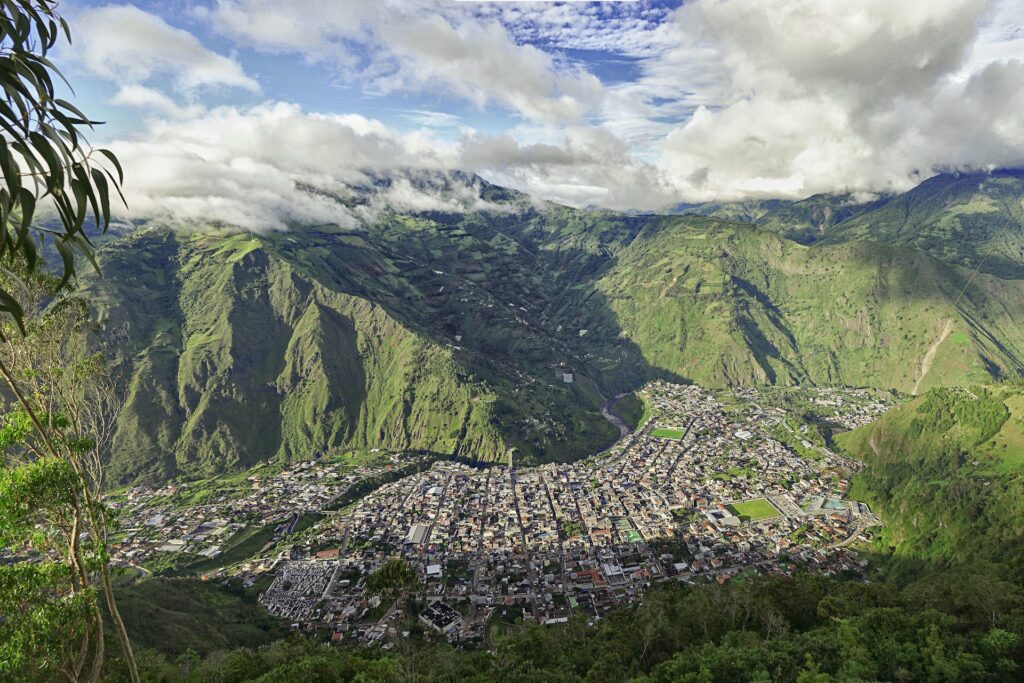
[63,1,682,141]
[52,0,1024,227]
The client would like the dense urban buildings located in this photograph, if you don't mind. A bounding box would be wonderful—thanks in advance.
[106,383,888,644]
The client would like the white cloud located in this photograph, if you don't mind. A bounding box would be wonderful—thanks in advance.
[74,4,258,92]
[656,0,1024,200]
[107,102,432,230]
[376,15,603,124]
[76,0,1024,214]
[102,100,677,229]
[356,174,513,217]
[477,2,676,58]
[459,126,675,210]
[200,0,604,124]
[401,110,461,128]
[109,85,206,119]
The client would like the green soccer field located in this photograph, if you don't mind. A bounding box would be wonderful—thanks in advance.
[727,498,781,521]
[650,427,686,440]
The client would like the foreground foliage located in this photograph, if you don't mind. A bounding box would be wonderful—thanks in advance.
[0,2,134,678]
[0,0,124,327]
[107,569,1022,682]
[0,272,138,681]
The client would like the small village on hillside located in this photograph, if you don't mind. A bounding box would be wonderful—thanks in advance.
[101,382,890,645]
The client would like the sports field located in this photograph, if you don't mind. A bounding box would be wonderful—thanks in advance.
[727,498,781,521]
[650,427,686,440]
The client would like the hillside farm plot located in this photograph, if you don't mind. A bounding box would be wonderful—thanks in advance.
[650,427,687,440]
[727,498,782,522]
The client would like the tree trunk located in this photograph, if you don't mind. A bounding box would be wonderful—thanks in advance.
[100,564,140,683]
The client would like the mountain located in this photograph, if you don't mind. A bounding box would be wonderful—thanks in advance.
[87,172,1024,483]
[91,230,508,484]
[839,385,1024,578]
[675,170,1024,275]
[664,194,888,244]
[589,217,1024,390]
[751,192,890,243]
[662,198,789,223]
[87,188,654,483]
[820,169,1024,278]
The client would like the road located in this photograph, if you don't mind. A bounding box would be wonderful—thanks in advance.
[510,461,542,619]
[666,418,697,476]
[471,468,492,595]
[540,471,574,613]
[418,474,452,561]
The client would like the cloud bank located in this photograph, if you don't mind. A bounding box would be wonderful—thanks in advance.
[67,0,1024,227]
[660,0,1024,200]
[106,101,677,229]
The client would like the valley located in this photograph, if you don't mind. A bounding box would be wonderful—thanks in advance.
[5,3,1024,679]
[10,170,1024,679]
[11,169,1024,678]
[85,171,1024,486]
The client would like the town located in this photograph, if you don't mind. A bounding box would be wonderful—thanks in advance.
[104,382,891,645]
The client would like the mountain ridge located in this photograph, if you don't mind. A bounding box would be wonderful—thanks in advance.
[86,171,1024,483]
[668,169,1024,276]
[92,230,511,484]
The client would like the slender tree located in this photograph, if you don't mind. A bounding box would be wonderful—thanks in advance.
[0,2,132,680]
[0,270,138,682]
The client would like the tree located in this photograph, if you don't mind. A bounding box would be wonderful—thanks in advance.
[0,457,98,681]
[366,558,420,606]
[0,2,133,680]
[0,269,138,682]
[0,0,124,328]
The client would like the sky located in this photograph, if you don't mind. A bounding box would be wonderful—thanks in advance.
[54,0,1024,228]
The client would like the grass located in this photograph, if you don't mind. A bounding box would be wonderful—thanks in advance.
[111,577,288,656]
[651,427,686,440]
[727,498,781,522]
[975,391,1024,474]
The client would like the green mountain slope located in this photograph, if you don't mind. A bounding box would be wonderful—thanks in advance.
[677,171,1024,276]
[752,192,889,244]
[676,194,887,244]
[663,198,788,223]
[822,170,1024,278]
[90,230,509,484]
[839,385,1024,575]
[589,217,1024,391]
[88,173,1024,483]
